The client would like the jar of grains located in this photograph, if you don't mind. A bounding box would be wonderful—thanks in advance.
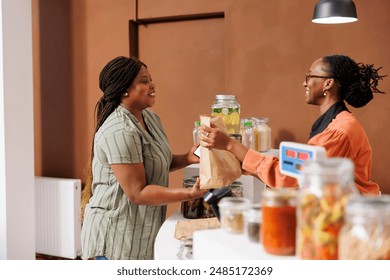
[339,195,390,260]
[261,188,297,255]
[254,118,271,152]
[297,158,357,260]
[218,197,251,234]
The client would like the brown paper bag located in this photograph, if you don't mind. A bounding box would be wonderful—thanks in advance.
[174,218,220,240]
[199,115,242,189]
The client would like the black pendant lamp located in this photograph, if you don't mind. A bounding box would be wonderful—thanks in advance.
[312,0,358,24]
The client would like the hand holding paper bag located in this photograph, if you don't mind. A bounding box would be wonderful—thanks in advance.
[199,115,242,189]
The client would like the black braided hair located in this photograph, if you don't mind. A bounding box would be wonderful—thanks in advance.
[96,56,146,133]
[322,55,386,108]
[81,56,146,221]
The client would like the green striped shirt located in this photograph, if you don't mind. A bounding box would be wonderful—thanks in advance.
[81,105,172,260]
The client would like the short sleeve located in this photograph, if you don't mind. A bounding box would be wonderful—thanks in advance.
[99,128,143,164]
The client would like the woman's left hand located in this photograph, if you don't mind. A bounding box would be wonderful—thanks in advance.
[187,145,200,164]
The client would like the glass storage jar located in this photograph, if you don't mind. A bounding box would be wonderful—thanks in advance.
[297,158,357,260]
[211,95,241,135]
[255,118,271,152]
[241,120,255,149]
[218,197,250,234]
[229,181,244,198]
[177,237,193,260]
[244,204,262,243]
[261,188,297,255]
[181,177,203,219]
[339,195,390,260]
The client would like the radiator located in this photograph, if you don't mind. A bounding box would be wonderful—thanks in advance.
[35,176,82,259]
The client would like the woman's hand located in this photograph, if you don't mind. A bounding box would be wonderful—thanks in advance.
[199,124,233,150]
[199,124,249,162]
[189,178,208,199]
[187,145,200,164]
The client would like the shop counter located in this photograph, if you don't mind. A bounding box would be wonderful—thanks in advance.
[154,210,183,260]
[154,209,298,260]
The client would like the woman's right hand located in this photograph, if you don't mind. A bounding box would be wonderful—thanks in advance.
[189,178,208,199]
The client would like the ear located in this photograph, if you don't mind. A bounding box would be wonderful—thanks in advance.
[324,78,335,91]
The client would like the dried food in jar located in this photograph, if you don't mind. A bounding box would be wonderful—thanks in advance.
[182,198,202,219]
[218,197,250,234]
[339,195,390,260]
[221,213,245,234]
[182,177,203,219]
[297,158,356,260]
[202,200,216,218]
[298,183,349,260]
[244,204,262,243]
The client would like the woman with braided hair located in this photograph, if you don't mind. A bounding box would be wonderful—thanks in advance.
[200,54,385,195]
[80,56,206,260]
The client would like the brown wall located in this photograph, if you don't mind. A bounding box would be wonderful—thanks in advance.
[33,0,390,213]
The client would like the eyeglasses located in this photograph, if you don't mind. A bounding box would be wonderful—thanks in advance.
[305,73,333,83]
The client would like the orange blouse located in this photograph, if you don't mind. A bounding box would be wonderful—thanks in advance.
[242,111,380,195]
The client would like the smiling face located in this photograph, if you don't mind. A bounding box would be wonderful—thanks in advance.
[127,66,156,110]
[303,58,332,106]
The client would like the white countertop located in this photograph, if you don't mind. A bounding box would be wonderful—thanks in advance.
[193,228,298,260]
[154,209,298,260]
[154,210,183,260]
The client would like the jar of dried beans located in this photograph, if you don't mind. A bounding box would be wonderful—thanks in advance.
[339,195,390,260]
[261,188,297,255]
[297,158,356,260]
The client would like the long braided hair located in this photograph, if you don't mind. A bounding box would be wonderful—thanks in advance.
[81,56,146,222]
[322,54,386,108]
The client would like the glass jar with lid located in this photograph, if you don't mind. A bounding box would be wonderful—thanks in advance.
[229,181,244,198]
[244,204,262,243]
[297,158,357,260]
[255,118,271,152]
[241,120,255,149]
[211,95,240,135]
[218,197,250,234]
[181,177,203,219]
[261,187,297,255]
[339,195,390,260]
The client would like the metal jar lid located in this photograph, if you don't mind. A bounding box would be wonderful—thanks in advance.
[262,187,297,207]
[218,197,251,212]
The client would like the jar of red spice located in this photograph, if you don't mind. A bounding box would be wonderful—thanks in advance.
[261,188,297,255]
[297,158,356,260]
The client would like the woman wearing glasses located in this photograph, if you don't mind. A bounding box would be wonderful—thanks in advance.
[200,54,385,195]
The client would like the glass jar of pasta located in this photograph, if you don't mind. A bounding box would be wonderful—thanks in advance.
[339,195,390,260]
[211,95,240,135]
[297,158,356,260]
